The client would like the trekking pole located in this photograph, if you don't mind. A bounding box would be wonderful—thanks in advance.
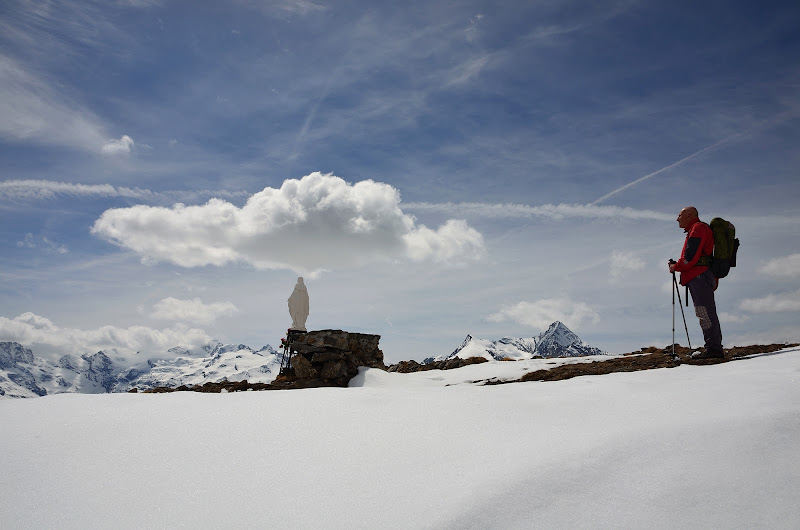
[671,269,676,358]
[672,271,692,350]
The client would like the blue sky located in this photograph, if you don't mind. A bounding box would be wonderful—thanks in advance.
[1,0,799,362]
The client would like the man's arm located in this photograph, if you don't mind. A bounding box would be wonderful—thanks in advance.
[673,223,711,272]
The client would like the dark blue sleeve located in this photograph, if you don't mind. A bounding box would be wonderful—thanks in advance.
[685,237,702,262]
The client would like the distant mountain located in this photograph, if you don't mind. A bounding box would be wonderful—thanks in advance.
[430,321,607,363]
[1,322,605,398]
[0,341,281,399]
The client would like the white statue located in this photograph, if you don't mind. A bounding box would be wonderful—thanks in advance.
[288,277,309,331]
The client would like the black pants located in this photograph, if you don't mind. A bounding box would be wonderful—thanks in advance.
[687,269,723,353]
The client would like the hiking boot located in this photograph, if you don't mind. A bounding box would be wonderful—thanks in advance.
[690,350,725,360]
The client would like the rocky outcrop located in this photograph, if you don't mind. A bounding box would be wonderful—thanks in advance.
[274,330,386,388]
[0,342,47,397]
[0,342,35,369]
[388,356,488,373]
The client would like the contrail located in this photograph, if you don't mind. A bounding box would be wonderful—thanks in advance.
[0,179,248,203]
[591,136,732,205]
[592,107,800,206]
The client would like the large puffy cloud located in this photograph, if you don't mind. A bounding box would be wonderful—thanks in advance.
[0,312,213,358]
[487,297,600,331]
[91,172,486,274]
[150,297,239,325]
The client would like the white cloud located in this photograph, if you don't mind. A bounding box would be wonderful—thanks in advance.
[444,55,490,87]
[725,326,800,347]
[718,312,750,324]
[16,233,36,249]
[91,172,486,275]
[273,0,327,15]
[0,179,146,200]
[609,250,645,282]
[487,298,600,331]
[101,135,134,155]
[402,201,673,222]
[16,233,68,254]
[759,253,800,278]
[0,53,107,151]
[151,297,238,325]
[465,14,484,43]
[739,289,800,313]
[404,219,486,264]
[0,179,249,204]
[231,0,326,17]
[0,312,213,357]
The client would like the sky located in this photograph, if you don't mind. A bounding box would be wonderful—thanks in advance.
[1,0,799,363]
[2,348,799,527]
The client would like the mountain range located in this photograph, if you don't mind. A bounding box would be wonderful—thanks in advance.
[0,341,282,399]
[1,321,606,398]
[429,321,607,362]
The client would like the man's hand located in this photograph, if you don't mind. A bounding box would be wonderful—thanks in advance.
[668,259,677,273]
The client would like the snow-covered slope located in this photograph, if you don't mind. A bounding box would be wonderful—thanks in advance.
[437,321,606,362]
[132,343,281,389]
[0,341,281,398]
[1,347,797,528]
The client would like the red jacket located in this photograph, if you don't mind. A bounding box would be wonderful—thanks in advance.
[674,218,713,285]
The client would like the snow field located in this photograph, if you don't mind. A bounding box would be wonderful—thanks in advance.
[1,349,798,529]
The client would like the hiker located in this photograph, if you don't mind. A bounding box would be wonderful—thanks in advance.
[668,206,724,359]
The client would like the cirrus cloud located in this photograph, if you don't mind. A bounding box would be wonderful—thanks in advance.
[0,53,108,152]
[91,172,486,275]
[487,297,600,331]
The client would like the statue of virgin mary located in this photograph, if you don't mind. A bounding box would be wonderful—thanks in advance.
[288,277,309,331]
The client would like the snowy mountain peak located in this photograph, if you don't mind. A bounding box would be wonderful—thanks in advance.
[540,321,581,348]
[440,321,606,362]
[1,340,282,399]
[0,342,35,368]
[218,344,252,355]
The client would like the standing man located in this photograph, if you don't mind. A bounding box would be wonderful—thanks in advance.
[669,206,724,359]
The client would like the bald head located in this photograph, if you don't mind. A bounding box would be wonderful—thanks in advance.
[677,206,699,229]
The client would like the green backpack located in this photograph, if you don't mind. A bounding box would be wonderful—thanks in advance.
[708,217,740,279]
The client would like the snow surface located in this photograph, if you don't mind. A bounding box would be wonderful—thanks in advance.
[2,348,799,529]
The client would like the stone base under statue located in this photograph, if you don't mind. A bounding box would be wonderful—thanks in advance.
[275,329,386,388]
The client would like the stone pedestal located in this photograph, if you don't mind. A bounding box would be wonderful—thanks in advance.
[275,330,385,388]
